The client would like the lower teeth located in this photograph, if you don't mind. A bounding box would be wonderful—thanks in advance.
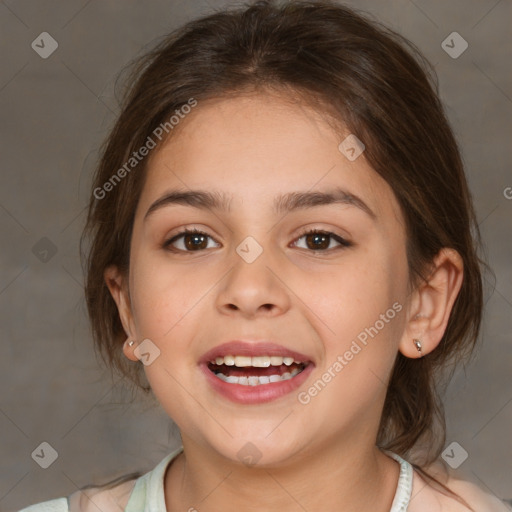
[214,368,302,386]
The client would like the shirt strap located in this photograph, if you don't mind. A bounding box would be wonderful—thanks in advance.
[385,451,413,512]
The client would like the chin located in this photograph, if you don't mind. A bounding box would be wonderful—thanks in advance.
[205,431,306,468]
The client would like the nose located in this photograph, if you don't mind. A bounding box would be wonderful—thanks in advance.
[215,246,291,319]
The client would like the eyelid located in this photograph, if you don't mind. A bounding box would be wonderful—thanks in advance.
[292,227,352,250]
[163,227,219,251]
[163,225,352,253]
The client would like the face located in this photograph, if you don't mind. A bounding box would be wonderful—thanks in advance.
[111,92,413,466]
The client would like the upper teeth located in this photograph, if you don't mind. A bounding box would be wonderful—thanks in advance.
[210,355,302,367]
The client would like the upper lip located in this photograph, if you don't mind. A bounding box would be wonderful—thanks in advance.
[199,341,314,364]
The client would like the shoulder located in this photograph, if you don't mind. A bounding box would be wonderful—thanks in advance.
[17,479,137,512]
[18,497,69,512]
[17,448,183,512]
[442,476,512,512]
[409,459,512,512]
[67,478,138,511]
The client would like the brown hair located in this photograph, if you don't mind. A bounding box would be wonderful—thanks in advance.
[80,0,488,504]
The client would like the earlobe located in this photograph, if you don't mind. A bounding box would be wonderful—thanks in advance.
[122,338,140,362]
[398,248,464,359]
[412,338,423,358]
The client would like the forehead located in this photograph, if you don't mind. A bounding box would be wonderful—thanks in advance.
[138,92,403,225]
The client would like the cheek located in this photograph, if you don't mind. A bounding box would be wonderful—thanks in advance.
[129,248,211,340]
[299,260,404,433]
[317,242,406,370]
[127,254,205,423]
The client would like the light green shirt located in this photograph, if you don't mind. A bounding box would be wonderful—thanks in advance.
[17,448,511,511]
[19,446,184,512]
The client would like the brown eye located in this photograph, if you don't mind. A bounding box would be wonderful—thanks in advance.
[163,228,351,254]
[293,229,351,252]
[164,229,219,252]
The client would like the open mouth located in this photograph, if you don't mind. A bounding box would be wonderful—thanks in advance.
[207,355,310,386]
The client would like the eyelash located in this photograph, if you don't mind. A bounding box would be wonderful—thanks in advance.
[162,227,352,254]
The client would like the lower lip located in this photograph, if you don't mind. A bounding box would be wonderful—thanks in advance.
[199,363,315,404]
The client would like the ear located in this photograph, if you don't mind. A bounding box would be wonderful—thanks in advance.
[104,265,139,362]
[399,248,464,358]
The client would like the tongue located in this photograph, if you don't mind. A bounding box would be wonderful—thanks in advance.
[209,363,303,377]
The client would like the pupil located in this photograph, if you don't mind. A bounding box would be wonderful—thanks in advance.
[186,234,206,250]
[307,233,328,250]
[183,233,330,251]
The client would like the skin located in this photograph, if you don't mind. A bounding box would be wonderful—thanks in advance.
[105,91,464,512]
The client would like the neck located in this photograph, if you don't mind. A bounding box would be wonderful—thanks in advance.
[164,435,400,512]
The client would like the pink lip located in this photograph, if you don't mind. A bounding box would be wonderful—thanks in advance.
[199,341,314,364]
[200,361,314,404]
[198,340,315,405]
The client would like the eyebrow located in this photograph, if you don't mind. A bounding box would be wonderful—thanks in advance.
[144,186,376,221]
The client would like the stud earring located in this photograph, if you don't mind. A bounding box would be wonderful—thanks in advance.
[413,338,423,358]
[127,340,135,347]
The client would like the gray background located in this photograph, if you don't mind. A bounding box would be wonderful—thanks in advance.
[0,0,511,510]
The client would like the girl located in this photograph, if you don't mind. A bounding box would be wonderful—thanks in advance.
[20,0,511,510]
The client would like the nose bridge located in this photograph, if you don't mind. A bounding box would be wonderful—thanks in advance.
[216,234,289,315]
